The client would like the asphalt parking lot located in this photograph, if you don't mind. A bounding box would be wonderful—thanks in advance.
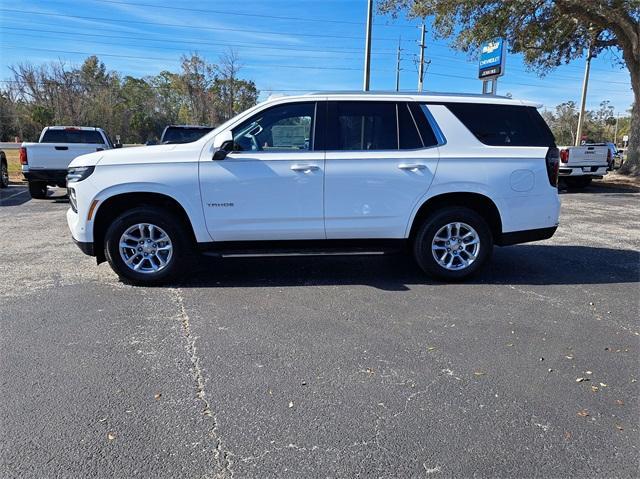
[1,183,638,478]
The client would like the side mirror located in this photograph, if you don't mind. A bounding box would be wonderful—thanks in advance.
[213,140,233,160]
[114,143,123,149]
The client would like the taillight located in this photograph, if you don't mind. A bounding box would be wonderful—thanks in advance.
[19,147,28,165]
[546,147,560,187]
[560,149,569,163]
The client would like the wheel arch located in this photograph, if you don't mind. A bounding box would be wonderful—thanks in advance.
[92,191,198,264]
[407,192,503,241]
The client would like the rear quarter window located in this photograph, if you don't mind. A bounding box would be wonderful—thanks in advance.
[41,129,106,144]
[445,103,555,147]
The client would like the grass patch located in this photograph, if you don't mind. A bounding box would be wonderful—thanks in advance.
[3,149,24,181]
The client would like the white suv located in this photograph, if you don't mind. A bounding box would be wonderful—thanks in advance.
[67,92,561,284]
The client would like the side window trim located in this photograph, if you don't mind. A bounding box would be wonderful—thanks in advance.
[395,103,400,150]
[230,101,317,155]
[419,104,447,147]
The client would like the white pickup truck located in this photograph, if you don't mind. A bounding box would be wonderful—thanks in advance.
[20,126,117,198]
[558,144,609,188]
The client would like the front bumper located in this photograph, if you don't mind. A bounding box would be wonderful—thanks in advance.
[73,237,95,256]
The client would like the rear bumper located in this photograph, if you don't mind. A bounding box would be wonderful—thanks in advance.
[23,169,67,185]
[559,166,608,177]
[496,226,557,246]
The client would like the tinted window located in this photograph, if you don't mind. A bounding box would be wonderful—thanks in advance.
[162,127,214,144]
[41,129,105,144]
[232,102,315,152]
[328,102,397,151]
[412,104,440,147]
[445,103,555,147]
[398,103,423,149]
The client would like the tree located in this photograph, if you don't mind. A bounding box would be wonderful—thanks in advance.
[379,0,640,174]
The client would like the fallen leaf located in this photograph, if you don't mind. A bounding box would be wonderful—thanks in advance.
[585,371,593,375]
[98,417,107,423]
[154,393,162,400]
[506,343,514,347]
[576,377,589,383]
[565,355,574,360]
[599,382,608,387]
[564,431,572,441]
[615,424,624,431]
[591,386,599,392]
[301,380,307,386]
[107,433,116,441]
[615,399,625,406]
[288,401,294,408]
[631,379,637,383]
[589,302,594,306]
[548,368,553,373]
[539,357,544,361]
[473,371,486,376]
[577,409,589,417]
[427,346,437,351]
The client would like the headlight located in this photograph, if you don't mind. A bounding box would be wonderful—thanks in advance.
[67,166,95,183]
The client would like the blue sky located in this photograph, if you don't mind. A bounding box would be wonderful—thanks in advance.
[0,0,633,114]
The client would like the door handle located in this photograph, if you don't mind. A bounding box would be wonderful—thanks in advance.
[291,164,320,173]
[398,163,426,171]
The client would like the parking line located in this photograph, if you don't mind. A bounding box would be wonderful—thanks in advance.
[0,189,29,202]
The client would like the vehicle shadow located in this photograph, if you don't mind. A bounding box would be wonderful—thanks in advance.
[176,244,639,291]
[559,182,640,194]
[0,185,30,206]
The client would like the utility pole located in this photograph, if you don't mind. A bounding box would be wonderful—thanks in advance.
[363,0,373,91]
[614,112,620,144]
[395,37,402,91]
[575,44,593,146]
[417,23,426,92]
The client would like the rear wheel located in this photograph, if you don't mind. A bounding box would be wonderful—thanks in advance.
[413,207,493,281]
[565,176,592,188]
[0,160,8,188]
[28,181,47,199]
[104,206,190,284]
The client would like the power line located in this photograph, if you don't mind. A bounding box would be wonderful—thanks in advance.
[54,0,419,28]
[0,28,376,61]
[0,8,409,43]
[2,26,629,86]
[0,44,397,73]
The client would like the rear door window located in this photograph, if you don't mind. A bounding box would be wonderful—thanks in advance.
[41,129,106,144]
[444,103,555,147]
[327,101,397,151]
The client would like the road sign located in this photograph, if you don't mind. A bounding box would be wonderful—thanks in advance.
[479,38,506,80]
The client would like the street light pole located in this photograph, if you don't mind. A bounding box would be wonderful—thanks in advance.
[363,0,373,91]
[575,44,593,146]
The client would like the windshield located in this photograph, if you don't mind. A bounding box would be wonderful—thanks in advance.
[162,127,214,144]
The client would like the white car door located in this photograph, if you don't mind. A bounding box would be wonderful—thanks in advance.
[199,101,325,241]
[324,101,441,239]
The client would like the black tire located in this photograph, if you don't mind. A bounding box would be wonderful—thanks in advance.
[28,181,48,199]
[413,207,493,281]
[565,176,592,188]
[0,159,8,188]
[104,206,190,285]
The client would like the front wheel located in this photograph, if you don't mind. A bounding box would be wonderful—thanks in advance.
[413,207,493,281]
[104,207,190,284]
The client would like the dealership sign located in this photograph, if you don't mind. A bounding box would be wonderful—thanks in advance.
[479,38,506,79]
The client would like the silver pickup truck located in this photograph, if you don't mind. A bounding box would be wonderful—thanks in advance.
[20,126,118,198]
[558,144,609,188]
